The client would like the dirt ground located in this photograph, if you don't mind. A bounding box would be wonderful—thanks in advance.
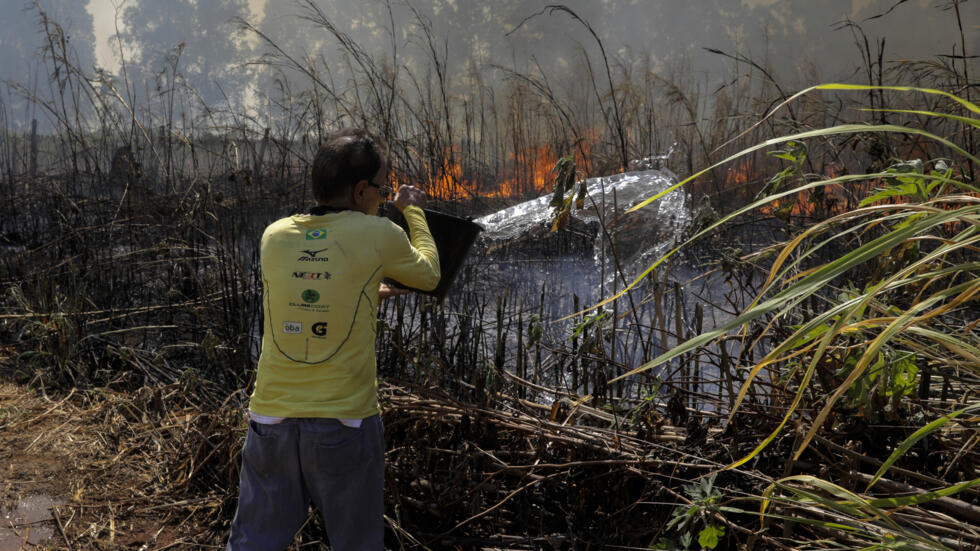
[0,376,682,550]
[0,382,228,550]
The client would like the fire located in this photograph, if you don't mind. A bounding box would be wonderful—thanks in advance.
[394,139,595,200]
[725,161,752,186]
[489,144,562,199]
[390,146,467,200]
[756,163,852,219]
[757,191,822,219]
[430,153,465,199]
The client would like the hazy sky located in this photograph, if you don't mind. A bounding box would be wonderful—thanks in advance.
[76,0,974,80]
[2,0,975,124]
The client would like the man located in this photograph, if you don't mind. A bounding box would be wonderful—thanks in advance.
[228,128,440,550]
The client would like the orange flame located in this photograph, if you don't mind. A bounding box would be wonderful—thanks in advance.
[725,162,752,187]
[489,144,562,199]
[757,163,850,219]
[394,138,597,200]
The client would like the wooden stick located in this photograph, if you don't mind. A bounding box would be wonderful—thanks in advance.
[52,506,73,551]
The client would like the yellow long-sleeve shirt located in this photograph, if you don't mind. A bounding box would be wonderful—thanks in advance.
[248,205,440,419]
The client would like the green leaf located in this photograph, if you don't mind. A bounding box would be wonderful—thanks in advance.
[903,326,980,366]
[796,276,980,460]
[814,83,980,117]
[859,181,919,207]
[571,310,608,339]
[866,351,886,384]
[786,322,830,348]
[697,525,725,549]
[861,106,980,129]
[886,353,917,397]
[867,402,980,490]
[867,477,980,508]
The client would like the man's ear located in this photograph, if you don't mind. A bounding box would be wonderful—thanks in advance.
[348,180,364,205]
[350,179,371,210]
[351,179,368,200]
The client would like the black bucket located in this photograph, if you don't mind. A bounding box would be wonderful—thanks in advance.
[381,202,483,299]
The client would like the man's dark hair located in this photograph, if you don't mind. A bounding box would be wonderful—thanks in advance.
[311,128,387,203]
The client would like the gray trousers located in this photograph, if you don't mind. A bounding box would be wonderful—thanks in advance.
[227,415,384,551]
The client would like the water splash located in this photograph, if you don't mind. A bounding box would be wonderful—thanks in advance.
[453,165,693,381]
[628,143,676,171]
[474,167,690,283]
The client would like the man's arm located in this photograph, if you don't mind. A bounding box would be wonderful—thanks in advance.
[381,186,440,291]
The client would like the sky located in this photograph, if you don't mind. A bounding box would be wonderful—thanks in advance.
[75,0,974,79]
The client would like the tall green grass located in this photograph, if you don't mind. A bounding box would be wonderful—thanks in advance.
[620,84,980,547]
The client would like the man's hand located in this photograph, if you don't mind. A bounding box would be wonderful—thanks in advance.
[379,282,411,299]
[393,185,427,211]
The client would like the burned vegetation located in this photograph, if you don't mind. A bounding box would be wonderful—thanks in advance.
[2,2,980,550]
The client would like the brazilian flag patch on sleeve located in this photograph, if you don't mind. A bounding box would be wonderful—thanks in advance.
[305,228,327,240]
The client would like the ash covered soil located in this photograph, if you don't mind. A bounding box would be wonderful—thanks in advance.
[0,371,717,550]
[0,381,213,549]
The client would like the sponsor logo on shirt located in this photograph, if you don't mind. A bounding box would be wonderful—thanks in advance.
[287,302,331,312]
[305,228,327,240]
[312,322,328,337]
[282,321,302,334]
[292,271,331,281]
[288,289,330,310]
[298,247,329,262]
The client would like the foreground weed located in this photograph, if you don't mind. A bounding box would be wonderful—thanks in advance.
[653,474,729,550]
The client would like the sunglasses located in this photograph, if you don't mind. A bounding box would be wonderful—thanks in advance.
[368,183,394,199]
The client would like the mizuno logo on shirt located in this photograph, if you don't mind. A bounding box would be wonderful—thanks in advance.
[298,248,329,262]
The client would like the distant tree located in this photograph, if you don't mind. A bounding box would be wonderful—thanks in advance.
[118,0,252,109]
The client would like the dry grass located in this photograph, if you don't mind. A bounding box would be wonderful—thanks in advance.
[0,379,239,549]
[0,373,727,549]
